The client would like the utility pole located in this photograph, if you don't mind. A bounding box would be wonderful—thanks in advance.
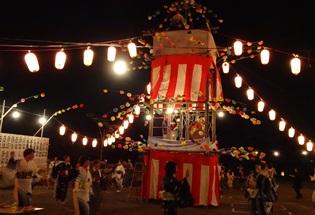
[0,100,5,133]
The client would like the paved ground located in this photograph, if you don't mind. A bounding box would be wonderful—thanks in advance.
[0,182,314,214]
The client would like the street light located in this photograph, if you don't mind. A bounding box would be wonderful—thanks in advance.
[217,111,225,118]
[273,151,279,157]
[301,150,308,156]
[11,111,21,119]
[38,116,47,125]
[113,60,128,75]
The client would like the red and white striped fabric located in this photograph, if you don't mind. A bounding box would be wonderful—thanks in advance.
[151,55,223,102]
[142,150,220,206]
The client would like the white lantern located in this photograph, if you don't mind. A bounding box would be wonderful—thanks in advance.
[107,137,112,146]
[114,131,120,139]
[306,141,313,152]
[83,47,94,66]
[111,136,116,143]
[127,42,137,58]
[146,83,151,95]
[71,132,78,143]
[290,56,301,75]
[107,46,116,62]
[233,40,243,56]
[278,120,286,131]
[217,111,225,118]
[92,139,98,148]
[268,109,276,121]
[288,127,295,138]
[119,126,125,135]
[246,88,254,100]
[55,49,67,70]
[59,125,66,136]
[123,120,129,129]
[82,137,88,146]
[134,105,141,115]
[298,134,305,145]
[103,139,108,147]
[260,49,270,65]
[234,75,243,88]
[257,101,265,112]
[222,62,230,74]
[145,114,152,121]
[25,51,40,72]
[113,60,128,75]
[128,114,134,124]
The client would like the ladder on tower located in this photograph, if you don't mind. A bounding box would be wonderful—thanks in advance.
[127,162,144,202]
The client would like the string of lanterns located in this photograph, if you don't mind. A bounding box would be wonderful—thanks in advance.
[221,65,313,152]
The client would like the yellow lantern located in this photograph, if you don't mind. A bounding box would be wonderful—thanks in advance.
[82,137,88,146]
[290,56,301,75]
[233,40,243,56]
[92,139,98,148]
[260,49,270,65]
[234,75,243,88]
[222,62,230,74]
[25,51,40,72]
[59,125,66,136]
[288,127,295,138]
[306,141,313,152]
[268,109,276,121]
[246,88,254,100]
[103,139,108,147]
[71,132,78,143]
[257,101,265,112]
[107,46,116,62]
[127,42,137,58]
[278,120,286,131]
[298,134,305,145]
[83,47,94,66]
[55,49,67,70]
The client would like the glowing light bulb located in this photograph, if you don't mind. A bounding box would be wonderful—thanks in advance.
[71,132,78,143]
[38,117,47,125]
[127,42,137,58]
[145,114,152,121]
[55,49,67,70]
[119,126,125,135]
[123,120,129,129]
[217,111,225,118]
[134,105,141,115]
[278,120,286,132]
[288,127,295,138]
[59,125,66,136]
[246,88,254,100]
[257,101,265,112]
[83,47,94,66]
[290,56,301,75]
[92,139,98,148]
[147,83,151,95]
[306,141,313,152]
[11,111,21,119]
[82,137,88,146]
[233,40,243,56]
[268,109,276,121]
[298,134,305,145]
[222,62,230,74]
[103,139,108,147]
[234,75,242,88]
[107,46,116,62]
[113,60,128,75]
[166,107,174,114]
[260,49,270,65]
[128,114,134,124]
[25,51,39,72]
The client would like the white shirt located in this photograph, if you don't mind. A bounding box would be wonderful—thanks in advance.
[15,159,38,193]
[75,167,92,202]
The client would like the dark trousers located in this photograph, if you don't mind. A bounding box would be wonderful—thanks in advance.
[294,187,302,198]
[162,201,177,215]
[18,189,32,207]
[55,177,69,201]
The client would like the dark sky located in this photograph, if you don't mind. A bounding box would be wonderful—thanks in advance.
[0,0,314,166]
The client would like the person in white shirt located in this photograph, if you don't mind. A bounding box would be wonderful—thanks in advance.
[114,160,125,192]
[14,148,38,210]
[73,156,92,215]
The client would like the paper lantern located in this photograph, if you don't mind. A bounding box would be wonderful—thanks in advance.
[127,42,137,58]
[233,40,243,56]
[260,49,270,65]
[55,49,67,70]
[290,56,301,75]
[234,75,243,88]
[111,136,116,143]
[222,62,230,74]
[123,120,129,129]
[268,109,276,121]
[83,47,94,66]
[145,114,152,121]
[103,139,108,147]
[257,101,265,112]
[113,60,128,75]
[82,137,88,146]
[71,132,78,143]
[107,46,116,62]
[128,114,134,123]
[25,51,39,72]
[119,126,125,135]
[92,139,98,148]
[288,127,295,138]
[134,105,141,115]
[298,134,305,145]
[278,120,286,131]
[306,141,313,152]
[59,125,66,136]
[107,138,113,146]
[217,111,225,118]
[115,131,120,139]
[246,88,254,100]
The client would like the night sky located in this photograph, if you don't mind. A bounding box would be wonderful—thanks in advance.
[0,1,314,170]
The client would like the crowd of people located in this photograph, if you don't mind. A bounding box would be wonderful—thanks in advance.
[9,148,135,215]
